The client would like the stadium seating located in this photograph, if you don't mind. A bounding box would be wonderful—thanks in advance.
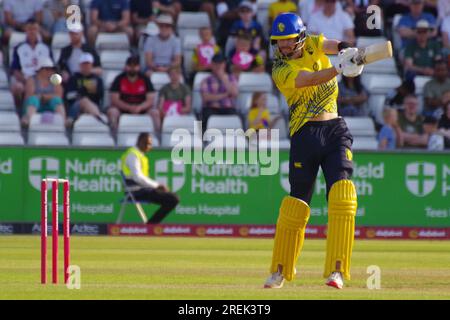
[256,0,276,35]
[151,72,171,91]
[414,76,432,95]
[8,32,26,62]
[352,137,378,150]
[363,57,397,74]
[95,33,129,50]
[28,113,65,143]
[72,114,113,146]
[356,36,388,48]
[28,133,70,146]
[73,114,109,132]
[100,50,130,70]
[368,94,387,124]
[361,73,402,95]
[102,70,121,108]
[191,72,211,114]
[117,114,156,147]
[345,117,377,137]
[51,32,71,51]
[206,115,243,133]
[118,114,155,134]
[0,90,15,111]
[117,133,160,147]
[182,33,202,75]
[0,111,21,132]
[177,12,210,43]
[103,70,121,89]
[0,69,8,89]
[161,115,201,147]
[72,133,115,147]
[238,73,273,93]
[0,132,24,145]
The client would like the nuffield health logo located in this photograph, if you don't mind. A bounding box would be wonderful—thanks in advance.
[406,162,436,197]
[29,158,60,190]
[154,160,185,192]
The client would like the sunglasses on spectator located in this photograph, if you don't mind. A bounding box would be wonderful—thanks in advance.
[159,24,172,29]
[416,29,428,33]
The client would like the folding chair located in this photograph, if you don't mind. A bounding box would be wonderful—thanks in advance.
[116,171,150,224]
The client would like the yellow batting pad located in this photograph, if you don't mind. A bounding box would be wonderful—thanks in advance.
[324,180,357,280]
[270,196,310,281]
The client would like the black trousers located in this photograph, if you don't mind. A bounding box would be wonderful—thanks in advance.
[289,117,354,204]
[132,188,180,224]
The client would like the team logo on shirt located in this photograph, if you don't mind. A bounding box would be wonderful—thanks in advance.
[278,23,285,32]
[346,149,353,161]
[313,62,319,71]
[305,45,314,55]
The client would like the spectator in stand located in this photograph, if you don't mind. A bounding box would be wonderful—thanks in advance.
[130,0,158,44]
[404,20,441,79]
[337,75,369,116]
[438,0,450,22]
[247,92,282,132]
[2,0,44,43]
[158,66,192,123]
[227,2,265,56]
[57,23,102,83]
[107,56,158,132]
[182,1,216,25]
[423,59,450,118]
[378,108,402,150]
[144,14,181,76]
[385,79,416,109]
[21,57,65,127]
[268,0,298,27]
[48,0,72,33]
[441,12,450,57]
[308,0,355,45]
[398,94,428,148]
[192,27,221,74]
[88,0,134,46]
[424,115,445,150]
[215,0,246,48]
[442,89,450,103]
[438,101,450,148]
[65,53,104,127]
[228,34,265,76]
[396,0,437,49]
[10,19,52,110]
[152,0,182,21]
[200,53,239,126]
[382,0,410,25]
[300,0,335,26]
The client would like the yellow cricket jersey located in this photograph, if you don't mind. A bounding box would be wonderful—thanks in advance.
[272,34,338,136]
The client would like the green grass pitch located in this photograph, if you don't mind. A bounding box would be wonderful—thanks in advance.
[0,236,449,300]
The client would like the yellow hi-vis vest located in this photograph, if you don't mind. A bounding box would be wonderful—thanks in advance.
[121,147,149,178]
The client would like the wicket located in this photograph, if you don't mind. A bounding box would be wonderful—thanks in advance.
[41,178,70,285]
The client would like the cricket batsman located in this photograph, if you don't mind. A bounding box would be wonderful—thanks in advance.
[264,13,361,289]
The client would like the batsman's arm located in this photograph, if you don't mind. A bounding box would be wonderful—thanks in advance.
[322,39,352,55]
[294,68,338,88]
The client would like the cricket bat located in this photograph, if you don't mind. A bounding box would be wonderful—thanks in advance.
[352,41,393,65]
